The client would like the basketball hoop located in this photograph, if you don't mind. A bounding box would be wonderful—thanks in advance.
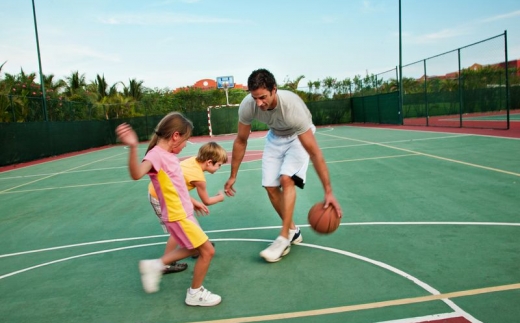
[216,76,234,90]
[217,77,234,105]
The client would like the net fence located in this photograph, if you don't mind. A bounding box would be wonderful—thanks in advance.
[401,32,512,129]
[0,100,351,166]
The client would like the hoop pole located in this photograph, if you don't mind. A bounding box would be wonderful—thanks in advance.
[225,88,230,105]
[207,106,213,137]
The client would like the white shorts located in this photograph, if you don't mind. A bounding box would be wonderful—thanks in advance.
[261,126,315,189]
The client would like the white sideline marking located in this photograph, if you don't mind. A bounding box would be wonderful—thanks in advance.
[318,132,520,177]
[375,312,462,323]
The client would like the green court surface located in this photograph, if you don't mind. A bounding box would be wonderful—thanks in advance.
[1,125,519,323]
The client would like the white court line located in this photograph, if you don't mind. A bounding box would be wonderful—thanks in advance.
[0,180,138,194]
[0,152,128,193]
[0,130,480,186]
[375,312,463,323]
[363,126,520,141]
[0,166,128,181]
[0,146,116,174]
[319,133,472,149]
[318,131,520,177]
[0,151,262,182]
[0,153,422,194]
[0,237,487,322]
[3,222,518,259]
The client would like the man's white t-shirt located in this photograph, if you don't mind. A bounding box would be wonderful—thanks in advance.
[238,89,313,137]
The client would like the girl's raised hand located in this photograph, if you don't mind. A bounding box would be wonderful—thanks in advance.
[116,123,138,147]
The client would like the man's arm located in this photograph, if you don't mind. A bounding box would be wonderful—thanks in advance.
[298,129,343,217]
[224,122,251,196]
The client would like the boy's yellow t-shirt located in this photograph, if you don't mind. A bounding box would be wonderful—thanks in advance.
[148,156,205,198]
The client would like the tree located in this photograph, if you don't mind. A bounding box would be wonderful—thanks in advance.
[65,71,87,97]
[124,78,144,101]
[321,77,336,98]
[439,78,458,92]
[281,75,305,91]
[95,74,108,99]
[42,74,65,97]
[352,75,363,95]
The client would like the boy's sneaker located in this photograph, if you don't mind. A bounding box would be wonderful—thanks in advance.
[289,227,303,244]
[163,262,188,275]
[260,236,291,263]
[185,287,222,307]
[139,259,163,293]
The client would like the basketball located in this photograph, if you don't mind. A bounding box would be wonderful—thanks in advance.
[308,202,340,234]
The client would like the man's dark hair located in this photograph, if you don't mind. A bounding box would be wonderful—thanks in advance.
[247,68,277,92]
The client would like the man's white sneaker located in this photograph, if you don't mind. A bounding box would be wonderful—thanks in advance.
[289,227,303,244]
[139,259,163,293]
[260,236,291,262]
[185,287,222,307]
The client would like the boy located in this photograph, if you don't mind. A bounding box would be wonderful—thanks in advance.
[148,142,227,274]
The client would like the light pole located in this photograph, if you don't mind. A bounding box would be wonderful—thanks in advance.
[32,0,48,121]
[398,0,404,125]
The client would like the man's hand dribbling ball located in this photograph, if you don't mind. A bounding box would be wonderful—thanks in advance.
[308,202,341,234]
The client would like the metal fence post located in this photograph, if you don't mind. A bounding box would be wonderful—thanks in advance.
[504,30,510,130]
[424,59,429,126]
[458,48,463,128]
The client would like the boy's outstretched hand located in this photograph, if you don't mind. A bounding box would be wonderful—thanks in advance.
[192,199,209,216]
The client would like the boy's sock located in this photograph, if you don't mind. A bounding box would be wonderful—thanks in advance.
[189,286,203,294]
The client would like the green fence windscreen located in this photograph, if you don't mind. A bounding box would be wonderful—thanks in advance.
[0,101,353,167]
[352,92,400,124]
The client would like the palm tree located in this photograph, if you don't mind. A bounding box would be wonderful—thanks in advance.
[281,75,305,91]
[65,71,87,96]
[123,78,144,101]
[42,74,65,96]
[352,75,363,95]
[321,77,336,98]
[312,80,321,94]
[439,78,458,92]
[95,74,108,99]
[306,81,313,93]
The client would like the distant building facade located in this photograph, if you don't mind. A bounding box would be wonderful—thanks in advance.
[174,78,247,92]
[418,59,520,81]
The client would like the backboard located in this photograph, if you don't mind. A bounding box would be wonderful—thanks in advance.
[216,76,235,89]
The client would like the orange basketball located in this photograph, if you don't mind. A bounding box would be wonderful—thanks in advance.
[307,202,340,234]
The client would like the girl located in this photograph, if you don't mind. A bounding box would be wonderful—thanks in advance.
[116,112,221,307]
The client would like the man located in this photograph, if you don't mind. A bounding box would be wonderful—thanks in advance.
[224,68,343,262]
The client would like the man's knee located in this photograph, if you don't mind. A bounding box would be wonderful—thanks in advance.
[264,186,279,196]
[279,175,295,188]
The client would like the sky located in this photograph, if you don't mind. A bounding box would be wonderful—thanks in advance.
[1,0,520,91]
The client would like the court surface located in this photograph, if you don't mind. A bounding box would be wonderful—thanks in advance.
[1,125,519,323]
